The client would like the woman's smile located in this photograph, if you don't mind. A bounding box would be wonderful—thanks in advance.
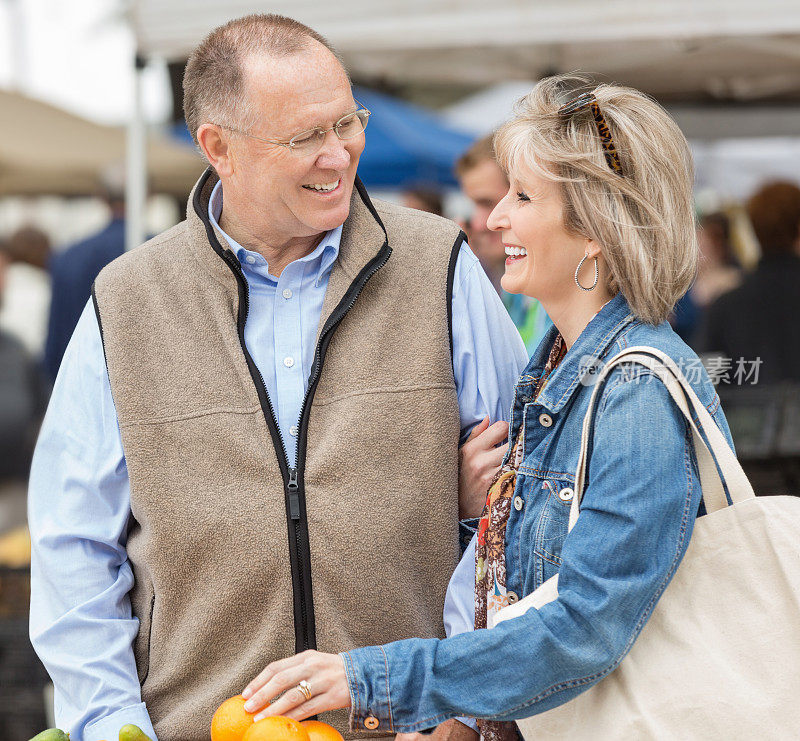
[504,243,528,266]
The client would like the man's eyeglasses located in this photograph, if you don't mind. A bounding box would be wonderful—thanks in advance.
[220,101,371,157]
[558,92,624,176]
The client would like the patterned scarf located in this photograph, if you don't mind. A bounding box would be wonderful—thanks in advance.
[475,335,564,741]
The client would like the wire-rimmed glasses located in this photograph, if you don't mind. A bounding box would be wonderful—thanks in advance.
[220,100,371,157]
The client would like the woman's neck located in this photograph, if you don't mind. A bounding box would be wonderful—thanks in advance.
[543,289,614,350]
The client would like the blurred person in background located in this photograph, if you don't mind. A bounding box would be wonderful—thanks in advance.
[691,211,741,309]
[672,212,742,345]
[0,241,49,536]
[0,225,51,359]
[696,181,800,383]
[43,171,126,381]
[402,186,444,216]
[456,135,550,354]
[28,13,526,741]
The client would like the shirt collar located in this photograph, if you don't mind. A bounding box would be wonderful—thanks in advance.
[519,292,636,414]
[207,179,342,285]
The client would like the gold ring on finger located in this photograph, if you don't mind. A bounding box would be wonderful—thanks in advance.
[296,679,313,702]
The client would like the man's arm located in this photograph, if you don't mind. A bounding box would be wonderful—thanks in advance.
[29,301,157,741]
[452,240,528,526]
[451,241,528,443]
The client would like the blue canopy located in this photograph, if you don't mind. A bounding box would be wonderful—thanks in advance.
[352,85,475,189]
[172,86,474,189]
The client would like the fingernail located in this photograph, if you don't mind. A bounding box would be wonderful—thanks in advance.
[243,700,255,712]
[242,688,252,700]
[253,713,265,722]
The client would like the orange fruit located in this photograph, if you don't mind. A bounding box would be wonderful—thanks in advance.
[302,720,345,740]
[243,716,310,741]
[211,695,255,741]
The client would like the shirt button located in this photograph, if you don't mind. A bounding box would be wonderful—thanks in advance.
[539,413,553,427]
[513,496,524,511]
[364,716,380,730]
[245,255,256,264]
[558,487,575,502]
[282,288,293,299]
[290,425,298,437]
[283,357,294,368]
[507,591,519,604]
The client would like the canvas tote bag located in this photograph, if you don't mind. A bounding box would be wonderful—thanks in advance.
[491,346,800,739]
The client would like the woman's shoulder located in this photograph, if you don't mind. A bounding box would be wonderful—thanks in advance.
[598,319,721,415]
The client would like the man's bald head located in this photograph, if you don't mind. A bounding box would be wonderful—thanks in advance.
[183,14,347,147]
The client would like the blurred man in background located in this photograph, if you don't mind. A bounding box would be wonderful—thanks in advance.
[43,174,126,381]
[0,241,48,536]
[697,180,800,383]
[402,186,444,216]
[0,226,51,359]
[456,135,550,354]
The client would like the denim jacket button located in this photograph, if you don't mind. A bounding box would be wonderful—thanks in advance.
[558,487,575,502]
[539,413,553,427]
[364,716,380,729]
[507,591,519,603]
[513,495,524,511]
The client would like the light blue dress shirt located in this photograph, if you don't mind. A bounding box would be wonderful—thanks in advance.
[28,182,527,740]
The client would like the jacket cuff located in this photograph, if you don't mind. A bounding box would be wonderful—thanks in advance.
[83,702,157,741]
[459,518,479,553]
[341,646,394,734]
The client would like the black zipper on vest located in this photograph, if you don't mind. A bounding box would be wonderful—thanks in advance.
[195,169,391,654]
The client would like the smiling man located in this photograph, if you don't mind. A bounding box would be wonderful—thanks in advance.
[28,14,526,741]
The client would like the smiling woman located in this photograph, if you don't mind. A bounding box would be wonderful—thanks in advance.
[240,75,762,741]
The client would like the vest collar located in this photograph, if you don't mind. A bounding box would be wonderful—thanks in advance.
[186,167,389,290]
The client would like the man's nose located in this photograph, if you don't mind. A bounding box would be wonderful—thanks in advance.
[315,130,351,171]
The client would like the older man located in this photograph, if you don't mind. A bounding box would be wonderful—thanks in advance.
[28,14,525,741]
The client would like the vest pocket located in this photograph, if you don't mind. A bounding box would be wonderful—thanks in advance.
[134,589,155,685]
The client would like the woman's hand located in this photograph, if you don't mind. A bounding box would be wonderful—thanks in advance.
[242,650,351,721]
[459,416,509,519]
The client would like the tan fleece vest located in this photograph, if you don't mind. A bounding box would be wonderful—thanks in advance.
[93,170,462,740]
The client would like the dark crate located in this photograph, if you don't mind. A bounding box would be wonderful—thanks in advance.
[0,685,48,741]
[0,608,50,741]
[0,568,31,619]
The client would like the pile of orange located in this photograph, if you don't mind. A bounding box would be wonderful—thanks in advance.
[211,695,344,741]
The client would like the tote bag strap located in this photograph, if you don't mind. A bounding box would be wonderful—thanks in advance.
[568,346,755,532]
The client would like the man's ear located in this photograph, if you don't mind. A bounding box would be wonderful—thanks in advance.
[197,124,234,177]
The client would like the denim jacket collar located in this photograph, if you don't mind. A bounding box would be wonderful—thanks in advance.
[520,293,636,414]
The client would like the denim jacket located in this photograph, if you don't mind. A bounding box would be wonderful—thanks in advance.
[341,293,734,734]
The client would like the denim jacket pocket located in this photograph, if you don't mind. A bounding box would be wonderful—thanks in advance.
[534,479,573,573]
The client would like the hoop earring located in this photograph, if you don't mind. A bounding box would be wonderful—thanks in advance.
[575,254,599,292]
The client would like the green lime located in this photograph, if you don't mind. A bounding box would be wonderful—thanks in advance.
[28,730,69,741]
[119,724,152,741]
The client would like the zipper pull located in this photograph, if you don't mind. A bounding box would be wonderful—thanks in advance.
[287,468,300,520]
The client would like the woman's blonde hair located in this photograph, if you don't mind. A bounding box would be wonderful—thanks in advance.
[493,75,697,325]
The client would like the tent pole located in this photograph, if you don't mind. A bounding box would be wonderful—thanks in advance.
[126,53,147,252]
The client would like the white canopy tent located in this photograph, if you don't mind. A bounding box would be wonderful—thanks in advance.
[127,0,800,245]
[132,0,800,97]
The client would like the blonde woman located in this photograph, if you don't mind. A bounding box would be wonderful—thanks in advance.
[239,77,734,739]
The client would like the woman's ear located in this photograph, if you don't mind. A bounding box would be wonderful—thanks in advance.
[585,239,603,260]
